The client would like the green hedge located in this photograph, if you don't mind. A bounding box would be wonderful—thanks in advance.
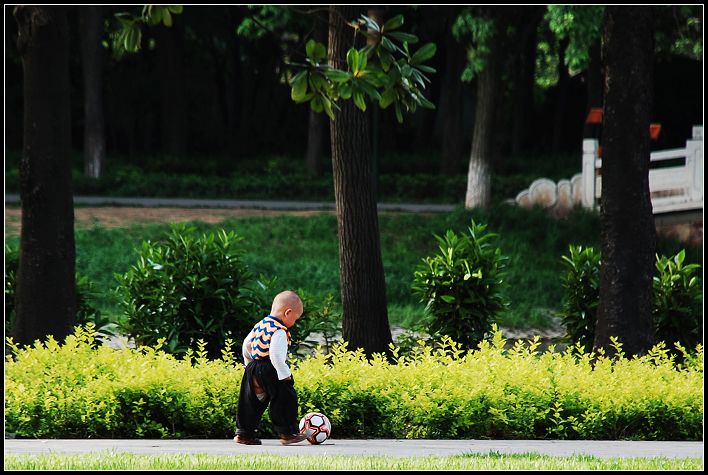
[6,325,702,440]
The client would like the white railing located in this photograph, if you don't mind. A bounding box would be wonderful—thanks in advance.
[582,126,703,214]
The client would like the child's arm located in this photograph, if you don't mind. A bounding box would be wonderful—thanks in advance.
[269,330,292,380]
[242,331,254,366]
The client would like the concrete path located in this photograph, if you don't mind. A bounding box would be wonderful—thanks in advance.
[4,439,703,459]
[4,194,457,213]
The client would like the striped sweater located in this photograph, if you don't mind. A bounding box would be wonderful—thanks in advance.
[249,315,291,360]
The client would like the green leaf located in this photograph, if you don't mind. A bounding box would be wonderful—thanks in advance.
[417,64,437,74]
[441,295,456,303]
[310,96,323,113]
[145,6,162,25]
[394,102,403,123]
[347,48,359,73]
[321,96,335,121]
[357,50,368,71]
[378,49,394,72]
[353,92,367,112]
[357,78,381,101]
[167,5,183,14]
[411,43,437,64]
[339,82,353,99]
[310,72,327,92]
[325,69,351,83]
[383,14,404,32]
[359,14,380,32]
[388,31,419,44]
[162,9,173,27]
[417,93,435,110]
[379,88,396,109]
[124,25,142,52]
[306,39,327,63]
[381,36,396,53]
[290,71,308,102]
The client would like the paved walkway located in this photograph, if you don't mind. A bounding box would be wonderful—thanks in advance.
[4,194,458,213]
[4,439,703,459]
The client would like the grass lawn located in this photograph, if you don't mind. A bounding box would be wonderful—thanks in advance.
[5,203,699,331]
[3,452,703,470]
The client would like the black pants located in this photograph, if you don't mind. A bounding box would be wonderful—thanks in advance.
[236,358,299,437]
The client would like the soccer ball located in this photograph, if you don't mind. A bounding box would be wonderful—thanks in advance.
[299,412,331,444]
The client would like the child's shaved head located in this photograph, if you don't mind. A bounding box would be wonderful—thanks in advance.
[271,290,303,315]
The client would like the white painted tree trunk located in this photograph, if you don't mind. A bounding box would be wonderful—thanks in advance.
[465,154,491,209]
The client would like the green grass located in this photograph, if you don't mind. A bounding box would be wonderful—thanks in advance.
[5,204,700,332]
[3,452,703,470]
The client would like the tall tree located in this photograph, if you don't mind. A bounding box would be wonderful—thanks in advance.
[12,5,76,345]
[594,6,656,357]
[328,5,392,356]
[458,7,507,209]
[287,7,438,354]
[305,9,329,177]
[79,5,106,178]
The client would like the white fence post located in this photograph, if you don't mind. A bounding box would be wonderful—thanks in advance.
[582,139,599,209]
[685,126,703,202]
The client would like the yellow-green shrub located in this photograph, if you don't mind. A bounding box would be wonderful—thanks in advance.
[5,325,241,438]
[296,329,702,441]
[5,325,703,440]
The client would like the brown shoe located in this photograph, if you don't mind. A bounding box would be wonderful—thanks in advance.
[280,433,308,445]
[234,435,262,445]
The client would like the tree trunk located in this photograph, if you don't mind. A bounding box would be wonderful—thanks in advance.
[439,6,465,176]
[594,6,655,357]
[306,110,327,176]
[305,10,329,177]
[328,5,393,357]
[157,18,187,157]
[465,10,502,209]
[12,5,76,346]
[79,5,106,178]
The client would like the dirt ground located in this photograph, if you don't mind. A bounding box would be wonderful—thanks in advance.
[5,205,702,247]
[4,206,333,237]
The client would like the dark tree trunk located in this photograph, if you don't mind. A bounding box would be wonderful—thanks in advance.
[12,5,76,346]
[305,10,329,177]
[594,6,656,357]
[328,5,393,357]
[79,5,106,178]
[306,110,327,177]
[439,6,465,176]
[157,18,187,157]
[465,8,503,209]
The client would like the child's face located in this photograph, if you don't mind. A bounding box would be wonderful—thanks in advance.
[282,302,303,328]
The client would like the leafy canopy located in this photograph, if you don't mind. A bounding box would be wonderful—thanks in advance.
[287,14,437,123]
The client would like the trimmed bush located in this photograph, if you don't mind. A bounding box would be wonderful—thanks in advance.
[653,250,703,350]
[115,225,272,358]
[5,325,702,440]
[412,220,509,348]
[559,246,703,353]
[558,245,601,352]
